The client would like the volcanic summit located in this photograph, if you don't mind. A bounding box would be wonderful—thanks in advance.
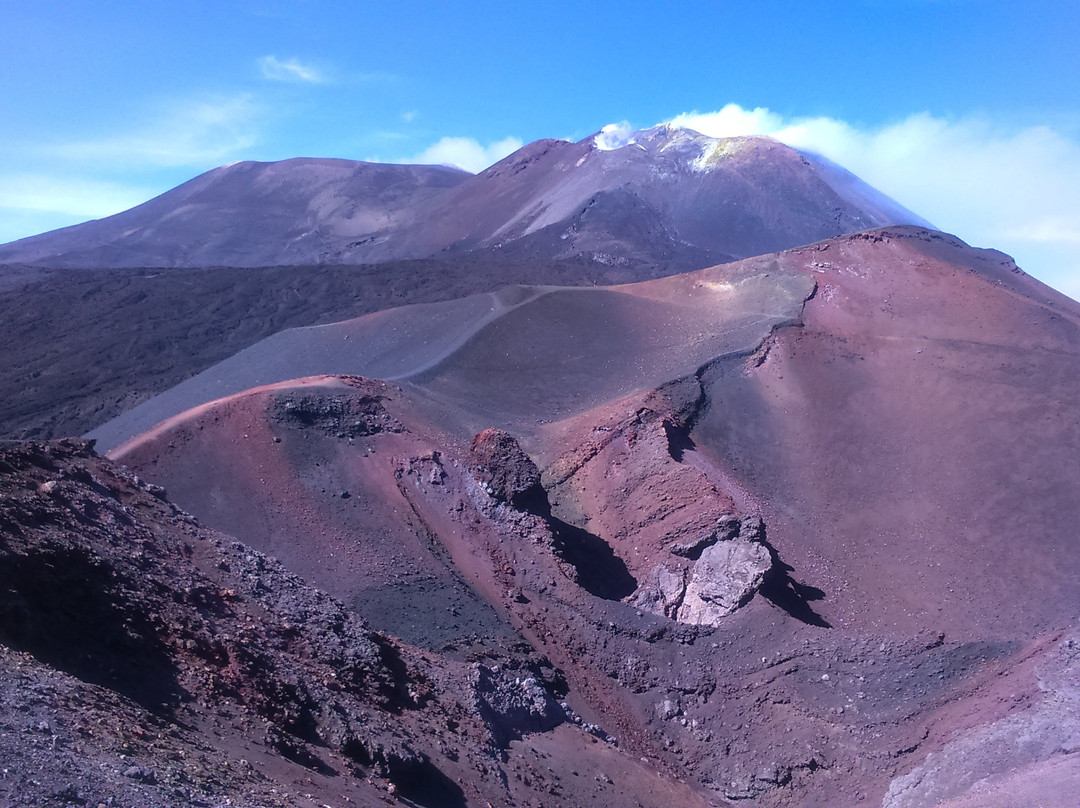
[0,127,927,270]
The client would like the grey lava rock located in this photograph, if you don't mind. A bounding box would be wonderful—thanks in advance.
[272,392,402,438]
[678,539,772,625]
[637,513,772,625]
[472,664,564,747]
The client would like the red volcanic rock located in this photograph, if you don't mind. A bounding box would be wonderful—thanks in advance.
[46,227,1080,807]
[468,428,545,510]
[0,438,725,808]
[97,355,1080,807]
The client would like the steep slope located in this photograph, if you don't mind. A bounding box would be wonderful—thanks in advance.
[0,127,928,270]
[101,226,1080,806]
[97,227,1080,642]
[396,126,929,269]
[0,126,933,442]
[0,438,722,808]
[102,372,1060,808]
[693,228,1080,640]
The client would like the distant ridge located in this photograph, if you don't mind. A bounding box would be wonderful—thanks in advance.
[0,158,470,268]
[0,127,930,269]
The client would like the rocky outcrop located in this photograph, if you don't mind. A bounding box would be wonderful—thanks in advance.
[541,379,774,624]
[469,428,545,511]
[678,535,772,624]
[669,513,742,558]
[270,383,402,438]
[632,564,690,619]
[471,663,566,747]
[632,515,773,626]
[0,439,479,806]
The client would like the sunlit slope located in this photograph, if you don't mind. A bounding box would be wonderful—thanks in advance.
[91,258,812,450]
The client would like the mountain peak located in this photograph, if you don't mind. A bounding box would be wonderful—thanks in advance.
[587,122,784,171]
[0,127,926,269]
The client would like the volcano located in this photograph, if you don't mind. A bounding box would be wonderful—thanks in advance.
[0,127,926,270]
[0,127,1077,808]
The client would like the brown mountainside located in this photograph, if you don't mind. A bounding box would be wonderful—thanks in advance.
[87,227,1080,807]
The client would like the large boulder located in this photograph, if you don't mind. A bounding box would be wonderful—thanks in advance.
[468,429,545,511]
[677,539,772,625]
[631,515,773,626]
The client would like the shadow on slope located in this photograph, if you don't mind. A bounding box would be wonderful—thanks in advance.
[760,554,831,629]
[393,760,468,808]
[504,451,638,602]
[0,546,183,714]
[549,515,638,601]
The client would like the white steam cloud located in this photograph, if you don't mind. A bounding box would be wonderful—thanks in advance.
[666,104,1080,301]
[407,136,524,173]
[593,121,637,151]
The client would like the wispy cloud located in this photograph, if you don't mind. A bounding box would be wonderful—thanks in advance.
[0,94,262,241]
[405,136,523,173]
[0,174,156,243]
[0,175,152,218]
[665,104,1080,301]
[258,55,325,84]
[50,95,260,168]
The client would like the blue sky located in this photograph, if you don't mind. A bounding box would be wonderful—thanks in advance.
[3,0,1079,298]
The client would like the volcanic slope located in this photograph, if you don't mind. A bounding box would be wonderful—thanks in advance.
[0,158,470,269]
[90,256,813,451]
[0,252,644,441]
[0,126,932,443]
[0,126,928,270]
[0,438,722,808]
[105,226,1080,807]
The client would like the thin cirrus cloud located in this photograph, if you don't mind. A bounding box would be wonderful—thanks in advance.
[258,55,325,84]
[49,95,261,168]
[0,94,262,242]
[0,175,152,219]
[665,104,1080,301]
[0,175,156,243]
[404,136,524,173]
